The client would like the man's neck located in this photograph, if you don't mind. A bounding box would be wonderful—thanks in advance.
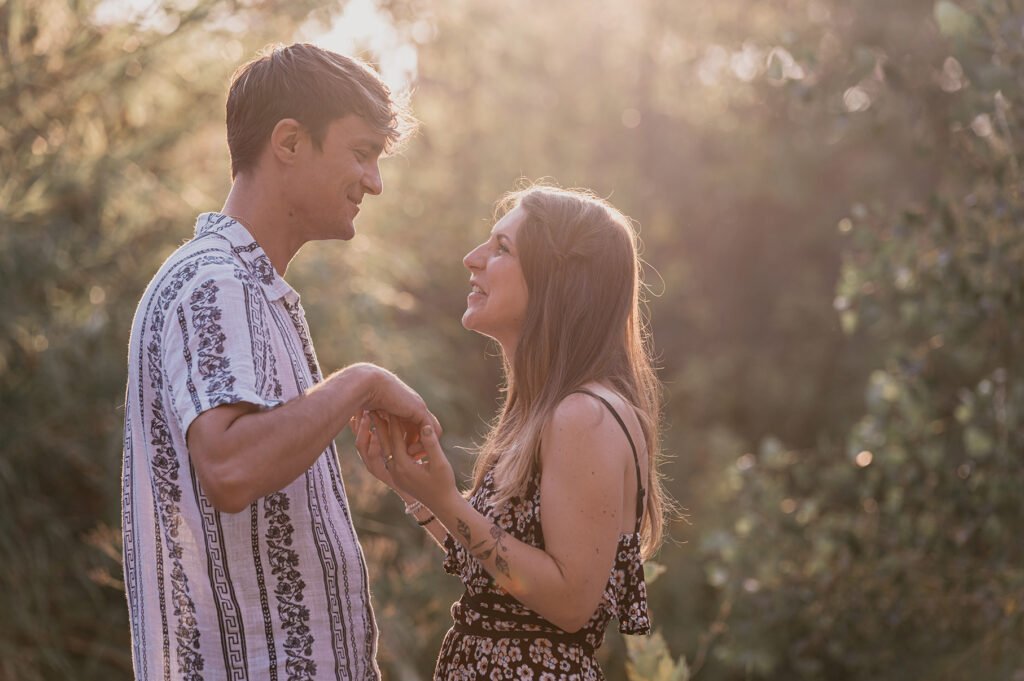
[221,176,301,276]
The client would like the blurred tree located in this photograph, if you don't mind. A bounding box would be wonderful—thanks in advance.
[0,0,331,677]
[4,0,1021,679]
[694,1,1024,678]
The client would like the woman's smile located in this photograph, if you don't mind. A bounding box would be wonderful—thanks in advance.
[468,280,487,302]
[461,206,528,353]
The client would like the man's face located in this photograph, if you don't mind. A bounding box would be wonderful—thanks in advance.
[288,115,386,242]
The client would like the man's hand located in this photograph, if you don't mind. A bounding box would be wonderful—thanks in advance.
[351,363,442,437]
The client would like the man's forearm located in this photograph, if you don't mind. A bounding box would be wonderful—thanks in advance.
[193,364,377,512]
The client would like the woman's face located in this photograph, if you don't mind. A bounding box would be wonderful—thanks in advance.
[462,205,529,353]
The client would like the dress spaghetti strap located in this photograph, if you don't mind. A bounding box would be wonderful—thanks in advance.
[571,388,646,530]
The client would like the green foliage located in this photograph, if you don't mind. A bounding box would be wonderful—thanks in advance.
[0,0,323,677]
[626,632,691,681]
[688,1,1024,678]
[627,564,691,681]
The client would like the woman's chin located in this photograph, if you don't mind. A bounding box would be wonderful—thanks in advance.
[461,313,493,338]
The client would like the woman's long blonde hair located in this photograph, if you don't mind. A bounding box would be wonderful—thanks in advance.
[471,184,667,558]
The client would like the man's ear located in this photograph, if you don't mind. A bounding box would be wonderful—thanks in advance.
[269,118,304,166]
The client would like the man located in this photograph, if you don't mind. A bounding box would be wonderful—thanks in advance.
[122,43,433,680]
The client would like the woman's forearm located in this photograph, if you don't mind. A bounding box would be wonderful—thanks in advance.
[397,491,450,547]
[433,494,590,631]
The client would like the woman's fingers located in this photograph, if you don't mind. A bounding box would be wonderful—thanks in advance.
[352,413,378,470]
[370,412,392,460]
[363,412,446,498]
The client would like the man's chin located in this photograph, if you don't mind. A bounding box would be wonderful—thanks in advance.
[335,220,356,241]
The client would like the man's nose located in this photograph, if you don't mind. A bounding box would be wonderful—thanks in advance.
[363,162,383,196]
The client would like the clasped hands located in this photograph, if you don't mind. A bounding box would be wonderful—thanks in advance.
[350,410,459,514]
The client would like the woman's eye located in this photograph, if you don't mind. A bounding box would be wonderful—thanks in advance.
[496,243,509,255]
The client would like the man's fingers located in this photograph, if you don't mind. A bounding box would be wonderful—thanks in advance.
[405,408,442,439]
[402,418,421,447]
[353,420,366,455]
[419,424,443,456]
[413,406,443,438]
[386,413,407,460]
[379,378,443,438]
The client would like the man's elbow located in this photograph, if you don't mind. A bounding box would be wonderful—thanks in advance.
[206,486,251,514]
[191,450,251,514]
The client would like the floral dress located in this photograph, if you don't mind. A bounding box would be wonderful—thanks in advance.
[435,390,651,680]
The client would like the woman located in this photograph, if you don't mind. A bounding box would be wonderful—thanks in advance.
[352,184,668,679]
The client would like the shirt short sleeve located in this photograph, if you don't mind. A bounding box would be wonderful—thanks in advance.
[161,260,285,439]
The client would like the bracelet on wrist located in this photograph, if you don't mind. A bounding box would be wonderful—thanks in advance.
[403,499,424,515]
[416,514,436,527]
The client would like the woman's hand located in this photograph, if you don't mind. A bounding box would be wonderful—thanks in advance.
[372,412,460,513]
[351,410,402,493]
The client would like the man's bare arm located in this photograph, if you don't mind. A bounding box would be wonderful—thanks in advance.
[187,363,439,513]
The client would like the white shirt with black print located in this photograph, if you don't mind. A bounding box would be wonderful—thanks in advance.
[122,213,379,680]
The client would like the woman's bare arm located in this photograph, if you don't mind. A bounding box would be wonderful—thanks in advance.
[380,394,632,632]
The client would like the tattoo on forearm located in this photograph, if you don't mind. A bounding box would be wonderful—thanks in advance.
[465,520,512,579]
[459,519,492,554]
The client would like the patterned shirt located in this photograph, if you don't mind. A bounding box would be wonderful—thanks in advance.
[122,213,379,681]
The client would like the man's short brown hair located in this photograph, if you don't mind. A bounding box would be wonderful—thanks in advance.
[226,43,415,179]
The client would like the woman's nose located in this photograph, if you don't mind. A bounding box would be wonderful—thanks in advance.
[463,243,484,270]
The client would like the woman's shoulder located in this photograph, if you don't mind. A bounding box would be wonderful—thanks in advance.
[550,388,608,425]
[544,384,643,456]
[554,383,636,422]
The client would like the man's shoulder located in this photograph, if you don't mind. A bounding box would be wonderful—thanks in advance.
[167,231,244,274]
[154,234,249,289]
[136,233,253,320]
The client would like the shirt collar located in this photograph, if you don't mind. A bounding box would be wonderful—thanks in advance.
[193,212,298,302]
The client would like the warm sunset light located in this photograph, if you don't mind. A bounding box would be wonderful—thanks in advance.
[6,0,1021,679]
[296,0,419,91]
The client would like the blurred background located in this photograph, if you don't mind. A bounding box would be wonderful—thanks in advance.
[2,0,1023,679]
